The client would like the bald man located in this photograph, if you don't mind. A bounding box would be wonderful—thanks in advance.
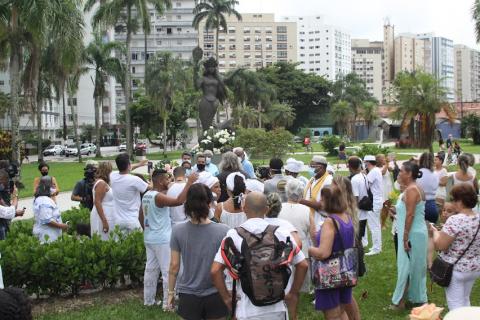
[212,192,308,320]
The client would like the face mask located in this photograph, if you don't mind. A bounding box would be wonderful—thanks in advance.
[206,157,212,164]
[197,164,206,171]
[308,167,316,177]
[41,171,49,176]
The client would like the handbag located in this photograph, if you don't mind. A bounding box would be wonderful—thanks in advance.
[312,217,358,290]
[430,219,480,287]
[358,174,373,211]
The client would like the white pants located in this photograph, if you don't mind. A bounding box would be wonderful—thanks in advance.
[239,311,287,320]
[366,207,382,252]
[144,243,171,307]
[445,270,480,310]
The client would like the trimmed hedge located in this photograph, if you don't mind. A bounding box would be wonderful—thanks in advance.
[0,208,146,296]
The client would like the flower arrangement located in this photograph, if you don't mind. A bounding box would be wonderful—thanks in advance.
[197,127,235,154]
[409,303,443,320]
[154,159,178,174]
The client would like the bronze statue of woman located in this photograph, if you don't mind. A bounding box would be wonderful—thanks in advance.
[197,57,226,132]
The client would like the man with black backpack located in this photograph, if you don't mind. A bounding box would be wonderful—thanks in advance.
[348,156,371,248]
[212,192,308,320]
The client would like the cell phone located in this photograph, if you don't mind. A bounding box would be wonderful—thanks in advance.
[147,161,153,174]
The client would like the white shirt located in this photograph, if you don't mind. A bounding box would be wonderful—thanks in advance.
[264,217,297,234]
[110,172,148,227]
[167,182,187,225]
[304,174,333,229]
[278,203,311,257]
[0,205,15,220]
[367,167,384,207]
[417,168,439,200]
[351,172,370,220]
[214,218,305,319]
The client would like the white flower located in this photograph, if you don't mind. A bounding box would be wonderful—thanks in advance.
[201,139,211,144]
[207,136,212,140]
[209,126,214,129]
[219,138,227,144]
[213,148,220,154]
[232,132,236,136]
[203,131,208,136]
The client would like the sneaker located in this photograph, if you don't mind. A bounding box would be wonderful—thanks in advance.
[365,250,381,256]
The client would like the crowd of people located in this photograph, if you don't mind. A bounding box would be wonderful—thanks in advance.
[0,145,479,319]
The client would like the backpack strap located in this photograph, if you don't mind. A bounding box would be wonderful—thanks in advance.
[236,225,279,247]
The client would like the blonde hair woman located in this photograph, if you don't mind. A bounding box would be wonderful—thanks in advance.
[90,162,115,240]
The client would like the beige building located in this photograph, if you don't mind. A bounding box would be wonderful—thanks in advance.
[455,44,480,102]
[383,23,395,91]
[198,13,297,73]
[394,33,431,75]
[351,39,384,102]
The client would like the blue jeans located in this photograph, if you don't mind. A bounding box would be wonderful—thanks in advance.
[0,224,7,240]
[425,200,438,223]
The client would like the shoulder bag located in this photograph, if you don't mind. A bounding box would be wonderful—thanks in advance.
[430,218,480,287]
[312,217,358,290]
[358,174,373,211]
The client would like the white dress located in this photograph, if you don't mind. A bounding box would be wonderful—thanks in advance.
[33,196,62,244]
[90,180,115,240]
[382,171,393,202]
[220,203,247,229]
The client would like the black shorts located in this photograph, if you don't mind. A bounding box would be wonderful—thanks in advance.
[177,292,228,320]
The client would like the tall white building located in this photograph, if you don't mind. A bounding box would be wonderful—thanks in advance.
[114,0,198,110]
[416,33,454,101]
[280,15,351,80]
[455,44,480,102]
[351,39,384,102]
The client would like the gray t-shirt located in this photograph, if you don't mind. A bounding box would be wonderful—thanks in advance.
[171,221,229,296]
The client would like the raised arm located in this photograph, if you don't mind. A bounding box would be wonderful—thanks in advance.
[154,173,198,208]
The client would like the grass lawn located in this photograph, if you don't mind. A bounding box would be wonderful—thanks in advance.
[35,225,480,320]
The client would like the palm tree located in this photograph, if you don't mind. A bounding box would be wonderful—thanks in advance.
[85,0,172,159]
[145,52,190,157]
[473,0,480,42]
[265,103,295,129]
[193,0,242,59]
[392,71,454,152]
[85,33,124,157]
[331,100,352,137]
[360,100,379,136]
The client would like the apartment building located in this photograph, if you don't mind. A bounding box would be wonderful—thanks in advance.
[114,0,198,109]
[394,33,431,74]
[455,44,480,102]
[351,39,383,102]
[197,13,297,73]
[280,15,351,80]
[416,33,454,101]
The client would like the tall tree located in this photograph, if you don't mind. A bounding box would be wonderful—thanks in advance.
[85,0,172,159]
[331,100,352,136]
[145,52,191,156]
[360,100,379,135]
[85,33,124,157]
[473,0,480,43]
[392,71,454,152]
[192,0,242,59]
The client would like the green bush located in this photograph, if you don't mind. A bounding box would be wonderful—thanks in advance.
[356,144,391,159]
[235,128,294,159]
[0,208,146,297]
[320,135,343,155]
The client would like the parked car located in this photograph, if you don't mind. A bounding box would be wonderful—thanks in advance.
[86,143,97,154]
[43,145,63,157]
[118,143,127,152]
[65,144,91,157]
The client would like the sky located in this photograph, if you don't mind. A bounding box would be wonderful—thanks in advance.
[237,0,480,49]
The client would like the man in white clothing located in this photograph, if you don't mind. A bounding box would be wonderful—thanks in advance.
[348,156,370,248]
[212,192,308,320]
[364,155,384,255]
[167,167,188,225]
[110,153,149,233]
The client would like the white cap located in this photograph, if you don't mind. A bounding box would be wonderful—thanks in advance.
[246,179,264,193]
[326,165,336,174]
[364,155,376,162]
[285,158,303,173]
[226,172,245,191]
[195,171,219,189]
[311,155,328,165]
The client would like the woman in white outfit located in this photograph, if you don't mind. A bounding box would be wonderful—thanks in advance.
[214,172,247,228]
[33,176,68,243]
[91,162,115,240]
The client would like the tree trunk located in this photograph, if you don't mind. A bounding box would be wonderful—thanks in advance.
[94,95,102,157]
[28,44,42,163]
[61,81,67,141]
[9,6,21,164]
[215,27,219,59]
[70,93,82,163]
[163,116,167,158]
[125,7,133,159]
[258,103,262,128]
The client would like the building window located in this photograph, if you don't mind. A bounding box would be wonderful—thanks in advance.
[132,66,136,74]
[229,37,236,42]
[228,27,236,34]
[177,40,182,45]
[265,27,272,34]
[277,51,288,58]
[244,36,250,42]
[244,44,251,50]
[176,15,181,20]
[68,98,77,106]
[255,44,262,50]
[265,44,272,50]
[0,81,4,86]
[255,28,262,34]
[229,44,236,50]
[244,53,251,59]
[177,27,182,32]
[255,36,261,42]
[266,36,272,42]
[277,34,287,42]
[167,28,172,34]
[205,43,214,49]
[277,26,287,33]
[132,52,138,60]
[156,27,162,32]
[243,27,250,34]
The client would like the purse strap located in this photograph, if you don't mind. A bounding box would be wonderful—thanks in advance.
[330,216,346,253]
[453,215,480,265]
[362,173,371,193]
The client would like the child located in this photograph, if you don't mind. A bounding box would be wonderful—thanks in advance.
[440,202,457,224]
[427,202,457,268]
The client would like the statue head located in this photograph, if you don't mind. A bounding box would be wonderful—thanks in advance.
[203,57,218,76]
